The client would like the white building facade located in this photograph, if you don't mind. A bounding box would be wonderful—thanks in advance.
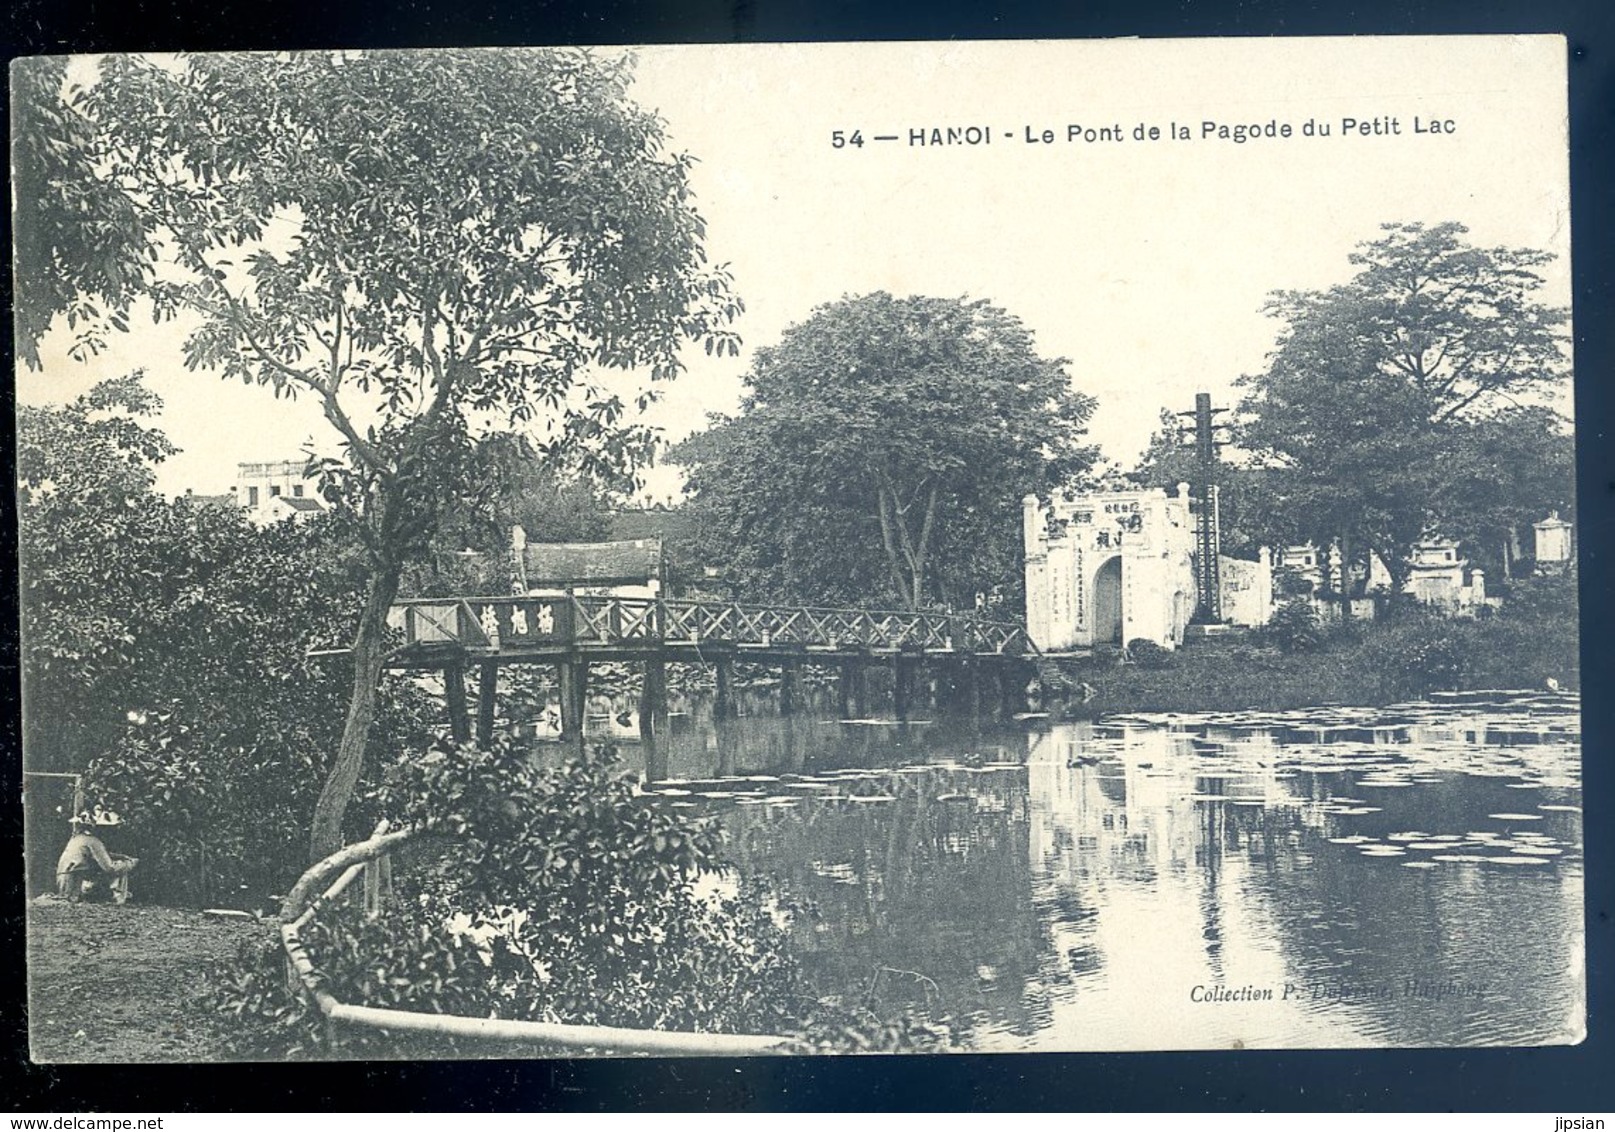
[1024,484,1275,652]
[1534,511,1573,569]
[1283,538,1489,614]
[234,460,325,523]
[1023,486,1198,651]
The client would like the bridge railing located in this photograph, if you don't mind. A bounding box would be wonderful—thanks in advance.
[388,595,1032,656]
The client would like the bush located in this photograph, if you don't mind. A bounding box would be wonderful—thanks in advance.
[212,742,951,1056]
[1126,638,1176,670]
[1502,569,1578,624]
[1345,583,1578,699]
[1357,614,1473,697]
[83,671,435,908]
[17,383,442,906]
[381,741,808,1034]
[1264,598,1323,653]
[1088,644,1125,669]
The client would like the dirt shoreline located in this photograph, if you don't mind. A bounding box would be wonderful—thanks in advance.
[26,900,268,1063]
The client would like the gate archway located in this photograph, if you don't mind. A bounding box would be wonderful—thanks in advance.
[1092,556,1123,645]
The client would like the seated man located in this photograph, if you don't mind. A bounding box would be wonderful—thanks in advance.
[56,810,138,904]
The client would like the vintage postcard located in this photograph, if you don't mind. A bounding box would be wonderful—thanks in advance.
[16,35,1581,1060]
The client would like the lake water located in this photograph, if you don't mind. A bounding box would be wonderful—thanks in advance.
[581,689,1584,1050]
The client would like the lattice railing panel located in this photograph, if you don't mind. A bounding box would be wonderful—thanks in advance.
[389,596,1032,656]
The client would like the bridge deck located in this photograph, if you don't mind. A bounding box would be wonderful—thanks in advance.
[384,594,1034,668]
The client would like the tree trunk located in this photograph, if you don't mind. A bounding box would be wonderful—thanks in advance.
[908,484,938,610]
[875,487,915,608]
[1379,547,1410,616]
[308,558,403,862]
[879,479,938,612]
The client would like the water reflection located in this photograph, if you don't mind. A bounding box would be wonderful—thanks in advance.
[547,689,1584,1049]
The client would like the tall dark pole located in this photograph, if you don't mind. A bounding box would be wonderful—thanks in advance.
[1189,392,1224,624]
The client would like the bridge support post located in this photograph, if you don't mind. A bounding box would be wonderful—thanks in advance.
[640,658,668,742]
[778,661,801,716]
[962,659,982,721]
[714,657,737,720]
[894,656,916,722]
[642,736,668,786]
[998,660,1028,718]
[715,722,739,777]
[778,662,797,713]
[559,660,589,752]
[838,660,867,720]
[476,662,498,746]
[977,661,999,721]
[444,661,471,744]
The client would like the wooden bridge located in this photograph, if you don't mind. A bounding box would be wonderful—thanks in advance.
[385,594,1037,746]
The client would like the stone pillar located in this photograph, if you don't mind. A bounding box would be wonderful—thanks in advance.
[1023,493,1047,554]
[1256,546,1274,626]
[476,662,498,746]
[1534,511,1572,565]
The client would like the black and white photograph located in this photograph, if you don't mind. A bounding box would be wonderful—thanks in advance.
[15,35,1583,1063]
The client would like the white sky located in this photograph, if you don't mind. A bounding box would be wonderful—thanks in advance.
[18,36,1572,501]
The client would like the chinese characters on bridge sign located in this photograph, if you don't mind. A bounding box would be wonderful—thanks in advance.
[476,600,563,647]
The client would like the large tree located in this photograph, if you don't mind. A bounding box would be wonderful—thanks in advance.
[36,50,740,858]
[673,292,1096,611]
[1238,221,1570,595]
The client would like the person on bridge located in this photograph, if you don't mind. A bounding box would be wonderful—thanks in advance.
[56,809,138,904]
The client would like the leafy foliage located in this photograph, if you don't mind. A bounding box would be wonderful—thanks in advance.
[212,744,952,1057]
[379,742,806,1033]
[67,48,742,858]
[1352,569,1579,698]
[1125,638,1177,670]
[11,59,152,368]
[1237,222,1571,593]
[674,292,1096,611]
[1263,598,1323,654]
[1426,406,1576,582]
[19,376,436,904]
[399,437,616,599]
[1129,408,1265,559]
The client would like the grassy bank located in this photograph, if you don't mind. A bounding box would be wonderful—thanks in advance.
[1039,579,1580,715]
[27,901,267,1063]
